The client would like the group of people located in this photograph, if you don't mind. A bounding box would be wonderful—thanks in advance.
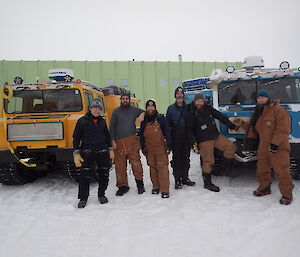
[72,87,294,208]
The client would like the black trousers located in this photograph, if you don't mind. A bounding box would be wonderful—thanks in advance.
[171,140,191,182]
[78,149,110,201]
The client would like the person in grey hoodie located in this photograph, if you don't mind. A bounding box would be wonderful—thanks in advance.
[110,92,145,196]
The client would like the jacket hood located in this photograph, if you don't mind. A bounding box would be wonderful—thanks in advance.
[269,99,280,107]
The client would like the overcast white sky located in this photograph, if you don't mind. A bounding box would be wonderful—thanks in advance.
[1,0,299,67]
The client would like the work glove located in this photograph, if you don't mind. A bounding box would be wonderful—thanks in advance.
[73,153,84,168]
[109,150,115,164]
[233,118,245,127]
[234,125,240,131]
[269,144,279,155]
[193,143,199,154]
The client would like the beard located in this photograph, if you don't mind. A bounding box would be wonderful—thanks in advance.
[195,104,203,110]
[121,102,130,109]
[145,110,158,122]
[193,102,203,111]
[176,96,184,102]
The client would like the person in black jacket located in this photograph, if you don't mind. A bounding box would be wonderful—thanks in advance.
[166,87,195,189]
[140,100,172,198]
[73,98,114,208]
[187,93,239,192]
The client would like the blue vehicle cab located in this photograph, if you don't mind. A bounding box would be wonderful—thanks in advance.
[183,56,300,178]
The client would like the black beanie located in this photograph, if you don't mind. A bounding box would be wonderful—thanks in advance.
[174,87,184,98]
[194,93,204,101]
[120,92,131,99]
[146,99,156,109]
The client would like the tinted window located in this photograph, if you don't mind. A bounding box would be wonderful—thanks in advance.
[5,89,83,113]
[219,80,256,105]
[85,92,93,108]
[257,78,300,103]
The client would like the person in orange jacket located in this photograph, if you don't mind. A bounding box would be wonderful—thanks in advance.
[235,90,294,205]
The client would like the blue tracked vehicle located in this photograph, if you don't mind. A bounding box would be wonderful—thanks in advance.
[183,56,300,178]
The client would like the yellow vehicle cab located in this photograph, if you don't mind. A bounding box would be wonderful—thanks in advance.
[101,85,141,129]
[0,72,108,184]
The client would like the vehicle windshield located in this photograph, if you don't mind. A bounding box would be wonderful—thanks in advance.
[219,80,256,105]
[257,78,300,103]
[219,77,300,105]
[4,88,83,113]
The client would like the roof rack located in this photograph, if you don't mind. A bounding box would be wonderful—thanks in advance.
[100,85,135,98]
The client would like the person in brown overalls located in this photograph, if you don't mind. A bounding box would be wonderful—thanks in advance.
[234,90,294,205]
[110,93,145,196]
[140,100,172,198]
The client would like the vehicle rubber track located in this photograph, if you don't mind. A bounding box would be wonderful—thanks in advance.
[0,163,28,185]
[290,158,300,180]
[62,161,80,182]
[61,161,99,183]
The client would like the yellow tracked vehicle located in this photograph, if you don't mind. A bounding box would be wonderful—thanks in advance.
[0,71,108,184]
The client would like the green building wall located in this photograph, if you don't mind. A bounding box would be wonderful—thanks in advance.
[0,60,242,113]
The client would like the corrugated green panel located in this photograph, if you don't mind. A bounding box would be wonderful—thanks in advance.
[129,62,144,106]
[115,62,130,89]
[4,61,22,82]
[202,62,216,77]
[215,62,228,72]
[192,62,206,78]
[235,62,243,70]
[142,62,157,104]
[181,62,194,81]
[70,61,87,81]
[0,60,242,112]
[40,61,55,81]
[23,61,40,82]
[54,61,71,69]
[86,61,101,87]
[0,62,4,83]
[102,62,116,87]
[168,62,181,104]
[155,62,170,113]
[226,61,243,71]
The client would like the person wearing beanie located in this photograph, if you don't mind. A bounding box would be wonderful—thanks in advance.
[234,90,294,205]
[109,93,145,196]
[193,93,205,101]
[145,99,157,109]
[257,89,269,98]
[73,98,114,208]
[174,86,185,98]
[140,100,172,198]
[186,93,239,192]
[166,86,195,189]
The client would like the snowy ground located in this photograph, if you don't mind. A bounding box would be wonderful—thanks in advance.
[0,152,299,257]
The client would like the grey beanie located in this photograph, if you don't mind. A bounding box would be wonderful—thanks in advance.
[194,93,204,101]
[90,98,102,109]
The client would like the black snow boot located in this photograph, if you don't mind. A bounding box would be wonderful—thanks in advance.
[202,172,220,192]
[182,178,196,186]
[161,192,169,198]
[152,188,160,194]
[279,195,293,205]
[116,186,130,196]
[221,158,237,177]
[98,196,108,204]
[253,185,271,197]
[78,200,87,208]
[175,180,182,189]
[136,179,145,194]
